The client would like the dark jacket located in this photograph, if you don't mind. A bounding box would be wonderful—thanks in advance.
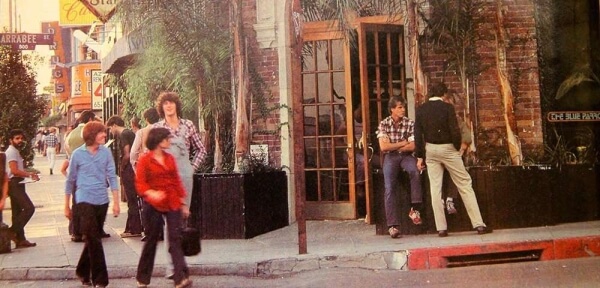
[414,98,461,158]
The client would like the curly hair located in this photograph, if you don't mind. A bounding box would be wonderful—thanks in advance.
[155,92,183,119]
[82,122,107,146]
[146,127,171,150]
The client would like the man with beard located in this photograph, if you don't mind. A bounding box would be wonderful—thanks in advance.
[5,129,39,248]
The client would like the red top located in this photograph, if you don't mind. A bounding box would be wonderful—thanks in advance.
[135,151,186,212]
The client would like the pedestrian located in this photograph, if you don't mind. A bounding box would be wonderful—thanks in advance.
[135,127,192,288]
[130,108,161,169]
[64,121,120,287]
[43,127,59,175]
[376,96,424,238]
[441,92,473,214]
[414,82,492,237]
[35,130,44,154]
[65,111,110,241]
[5,129,39,248]
[107,115,143,238]
[130,116,142,133]
[0,152,9,228]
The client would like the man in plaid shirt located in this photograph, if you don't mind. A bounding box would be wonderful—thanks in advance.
[44,128,59,175]
[376,96,423,238]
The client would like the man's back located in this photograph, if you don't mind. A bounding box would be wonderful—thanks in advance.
[66,125,85,156]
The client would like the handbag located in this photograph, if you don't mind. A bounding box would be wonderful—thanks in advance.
[181,220,201,256]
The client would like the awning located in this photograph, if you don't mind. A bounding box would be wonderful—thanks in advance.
[101,30,147,74]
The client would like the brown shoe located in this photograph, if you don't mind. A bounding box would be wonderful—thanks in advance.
[175,278,192,288]
[16,240,37,248]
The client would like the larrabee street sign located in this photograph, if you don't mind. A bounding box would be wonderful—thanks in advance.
[0,33,54,50]
[78,0,117,23]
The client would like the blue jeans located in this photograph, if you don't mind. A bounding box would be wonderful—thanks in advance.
[383,152,422,227]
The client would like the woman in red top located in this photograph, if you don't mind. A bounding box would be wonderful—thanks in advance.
[135,127,192,288]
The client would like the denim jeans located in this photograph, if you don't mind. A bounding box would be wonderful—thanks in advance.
[383,152,422,227]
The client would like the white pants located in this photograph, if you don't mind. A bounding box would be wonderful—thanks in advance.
[46,147,56,170]
[425,143,486,231]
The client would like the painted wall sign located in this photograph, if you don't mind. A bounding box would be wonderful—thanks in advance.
[547,111,600,122]
[60,0,99,26]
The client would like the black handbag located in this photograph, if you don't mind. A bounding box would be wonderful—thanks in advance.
[181,221,201,256]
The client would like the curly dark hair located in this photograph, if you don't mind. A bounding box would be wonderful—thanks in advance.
[146,127,171,150]
[155,92,183,119]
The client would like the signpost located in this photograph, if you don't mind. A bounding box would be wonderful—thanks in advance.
[0,33,54,50]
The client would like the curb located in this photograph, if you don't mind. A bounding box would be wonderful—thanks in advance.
[0,251,409,281]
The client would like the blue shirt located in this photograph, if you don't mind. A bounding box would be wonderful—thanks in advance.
[65,145,119,205]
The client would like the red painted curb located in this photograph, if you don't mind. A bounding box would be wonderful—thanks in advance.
[407,235,600,270]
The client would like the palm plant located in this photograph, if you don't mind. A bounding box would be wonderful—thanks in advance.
[115,0,233,172]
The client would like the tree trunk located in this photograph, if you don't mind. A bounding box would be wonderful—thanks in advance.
[495,0,522,165]
[232,0,250,171]
[406,0,428,106]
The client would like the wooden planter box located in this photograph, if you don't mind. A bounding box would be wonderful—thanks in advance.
[375,164,599,235]
[191,172,289,239]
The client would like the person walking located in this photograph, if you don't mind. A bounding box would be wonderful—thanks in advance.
[414,82,492,237]
[107,115,143,238]
[64,121,120,287]
[376,96,424,238]
[43,127,59,175]
[65,111,108,242]
[135,127,192,288]
[5,129,39,248]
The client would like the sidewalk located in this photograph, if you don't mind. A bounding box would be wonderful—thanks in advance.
[0,154,599,280]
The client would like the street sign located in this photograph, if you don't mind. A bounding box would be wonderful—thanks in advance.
[547,111,600,122]
[0,33,54,50]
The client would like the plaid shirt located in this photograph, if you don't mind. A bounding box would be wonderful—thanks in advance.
[376,116,415,144]
[154,118,207,170]
[44,133,59,148]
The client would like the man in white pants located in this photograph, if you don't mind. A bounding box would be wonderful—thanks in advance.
[43,128,59,175]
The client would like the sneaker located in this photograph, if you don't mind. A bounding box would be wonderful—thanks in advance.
[408,208,422,225]
[446,200,457,214]
[388,226,400,238]
[120,232,142,238]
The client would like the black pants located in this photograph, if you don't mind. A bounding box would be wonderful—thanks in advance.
[76,203,109,287]
[122,165,142,234]
[8,178,35,242]
[137,202,188,285]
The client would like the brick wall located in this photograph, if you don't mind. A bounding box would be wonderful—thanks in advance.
[241,0,283,167]
[422,0,544,160]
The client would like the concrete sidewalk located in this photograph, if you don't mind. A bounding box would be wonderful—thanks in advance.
[0,154,599,280]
